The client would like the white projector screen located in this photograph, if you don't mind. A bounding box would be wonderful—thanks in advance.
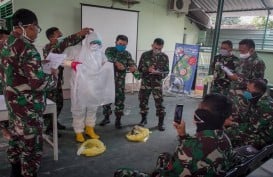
[81,4,139,62]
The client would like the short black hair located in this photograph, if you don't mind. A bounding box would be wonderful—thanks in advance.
[153,38,164,45]
[12,8,38,26]
[250,79,267,95]
[202,93,232,121]
[45,27,59,40]
[239,39,255,50]
[116,35,128,42]
[222,40,233,49]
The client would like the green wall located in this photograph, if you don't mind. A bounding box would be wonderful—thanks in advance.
[13,0,199,51]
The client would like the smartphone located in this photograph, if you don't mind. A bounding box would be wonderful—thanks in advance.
[174,104,184,123]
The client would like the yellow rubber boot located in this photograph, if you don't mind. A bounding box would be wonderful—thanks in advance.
[85,126,100,139]
[76,133,85,143]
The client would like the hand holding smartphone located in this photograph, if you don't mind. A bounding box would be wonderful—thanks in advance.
[174,104,184,123]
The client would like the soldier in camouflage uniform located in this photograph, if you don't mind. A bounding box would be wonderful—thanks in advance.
[0,29,10,138]
[99,35,137,129]
[138,38,169,131]
[0,9,57,177]
[0,29,9,95]
[114,94,234,177]
[210,40,239,95]
[225,79,273,150]
[43,26,91,134]
[229,39,265,90]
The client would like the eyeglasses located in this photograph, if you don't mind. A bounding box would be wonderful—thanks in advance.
[32,24,42,33]
[22,24,42,33]
[194,113,205,123]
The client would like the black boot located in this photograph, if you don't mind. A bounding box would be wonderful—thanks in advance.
[10,162,23,177]
[138,114,147,127]
[99,115,110,126]
[158,116,165,131]
[115,116,122,129]
[57,121,66,130]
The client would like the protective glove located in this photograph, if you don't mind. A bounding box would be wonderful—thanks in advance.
[71,61,82,72]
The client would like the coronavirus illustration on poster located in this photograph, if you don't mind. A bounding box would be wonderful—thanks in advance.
[171,43,200,94]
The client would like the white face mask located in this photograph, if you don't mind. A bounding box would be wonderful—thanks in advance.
[220,49,230,56]
[239,52,250,59]
[89,44,101,51]
[19,26,34,42]
[57,36,65,43]
[153,49,161,55]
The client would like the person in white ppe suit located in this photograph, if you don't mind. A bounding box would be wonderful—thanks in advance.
[64,32,115,142]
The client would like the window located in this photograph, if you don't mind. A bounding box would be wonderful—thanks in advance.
[0,1,13,31]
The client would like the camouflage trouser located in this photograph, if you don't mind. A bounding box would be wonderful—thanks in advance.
[103,75,125,117]
[43,74,63,123]
[7,112,43,177]
[210,80,230,96]
[114,168,150,177]
[114,153,172,177]
[138,81,165,117]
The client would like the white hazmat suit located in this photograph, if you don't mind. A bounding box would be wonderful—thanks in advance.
[64,32,115,141]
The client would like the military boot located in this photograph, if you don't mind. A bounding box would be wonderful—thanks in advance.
[158,116,165,131]
[115,115,122,129]
[10,162,23,177]
[138,114,147,127]
[99,115,110,126]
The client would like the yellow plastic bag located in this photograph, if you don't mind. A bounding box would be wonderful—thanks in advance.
[77,139,106,156]
[126,125,150,142]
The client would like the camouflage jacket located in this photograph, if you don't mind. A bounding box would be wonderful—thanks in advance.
[138,50,169,85]
[228,89,250,121]
[105,47,136,80]
[233,52,265,89]
[43,33,84,58]
[211,54,239,95]
[167,130,234,177]
[43,33,84,82]
[0,32,57,129]
[226,95,273,149]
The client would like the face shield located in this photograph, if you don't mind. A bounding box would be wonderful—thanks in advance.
[85,32,102,51]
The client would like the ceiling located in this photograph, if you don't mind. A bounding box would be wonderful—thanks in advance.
[187,0,273,29]
[192,0,273,17]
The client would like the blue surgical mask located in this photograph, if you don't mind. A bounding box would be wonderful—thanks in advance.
[243,91,253,100]
[116,45,126,52]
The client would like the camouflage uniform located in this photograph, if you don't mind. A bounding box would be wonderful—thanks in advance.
[0,32,56,176]
[210,54,239,95]
[233,52,265,89]
[103,47,136,117]
[114,130,234,177]
[138,50,169,117]
[43,34,84,121]
[225,91,273,150]
[0,38,7,128]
